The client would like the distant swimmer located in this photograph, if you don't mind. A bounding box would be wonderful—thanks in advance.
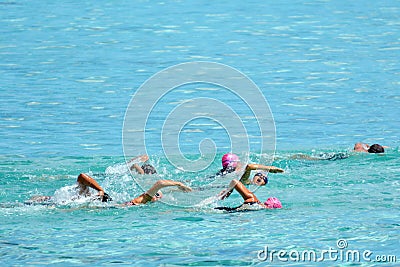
[215,179,282,212]
[27,173,191,206]
[353,143,386,153]
[290,143,387,161]
[127,154,157,174]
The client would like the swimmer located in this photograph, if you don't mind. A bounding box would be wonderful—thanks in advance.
[219,169,281,200]
[26,173,112,204]
[353,143,386,153]
[215,179,282,212]
[27,173,191,206]
[239,163,284,186]
[291,142,387,161]
[127,154,157,174]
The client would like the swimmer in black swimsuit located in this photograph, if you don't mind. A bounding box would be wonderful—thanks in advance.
[293,142,387,162]
[26,173,113,204]
[215,179,282,212]
[27,173,191,206]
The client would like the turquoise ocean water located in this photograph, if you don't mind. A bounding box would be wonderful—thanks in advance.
[1,1,399,266]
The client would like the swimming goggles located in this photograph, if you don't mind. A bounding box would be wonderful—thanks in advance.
[254,172,268,185]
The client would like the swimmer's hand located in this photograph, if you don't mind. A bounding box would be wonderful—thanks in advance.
[139,154,149,162]
[26,195,52,204]
[266,166,284,173]
[176,182,192,192]
[218,189,233,200]
[96,190,112,202]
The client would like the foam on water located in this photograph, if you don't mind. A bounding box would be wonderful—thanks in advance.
[0,149,399,265]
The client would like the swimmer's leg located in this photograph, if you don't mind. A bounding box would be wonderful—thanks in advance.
[215,206,239,212]
[25,195,52,205]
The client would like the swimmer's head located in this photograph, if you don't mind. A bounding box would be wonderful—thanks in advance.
[222,153,239,168]
[152,191,163,202]
[253,172,268,186]
[141,164,157,174]
[264,197,282,209]
[368,144,384,153]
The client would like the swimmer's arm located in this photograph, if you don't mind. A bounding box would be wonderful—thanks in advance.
[146,180,192,197]
[77,173,105,196]
[129,180,192,205]
[225,164,284,199]
[239,166,252,184]
[228,179,259,203]
[131,163,144,174]
[127,154,149,173]
[246,163,284,173]
[128,193,149,205]
[238,163,284,185]
[290,154,320,160]
[127,154,149,165]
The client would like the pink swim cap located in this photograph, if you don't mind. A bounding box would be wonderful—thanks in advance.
[221,153,239,168]
[264,197,282,209]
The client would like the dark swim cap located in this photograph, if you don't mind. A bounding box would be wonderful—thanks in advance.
[368,144,384,153]
[101,193,112,202]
